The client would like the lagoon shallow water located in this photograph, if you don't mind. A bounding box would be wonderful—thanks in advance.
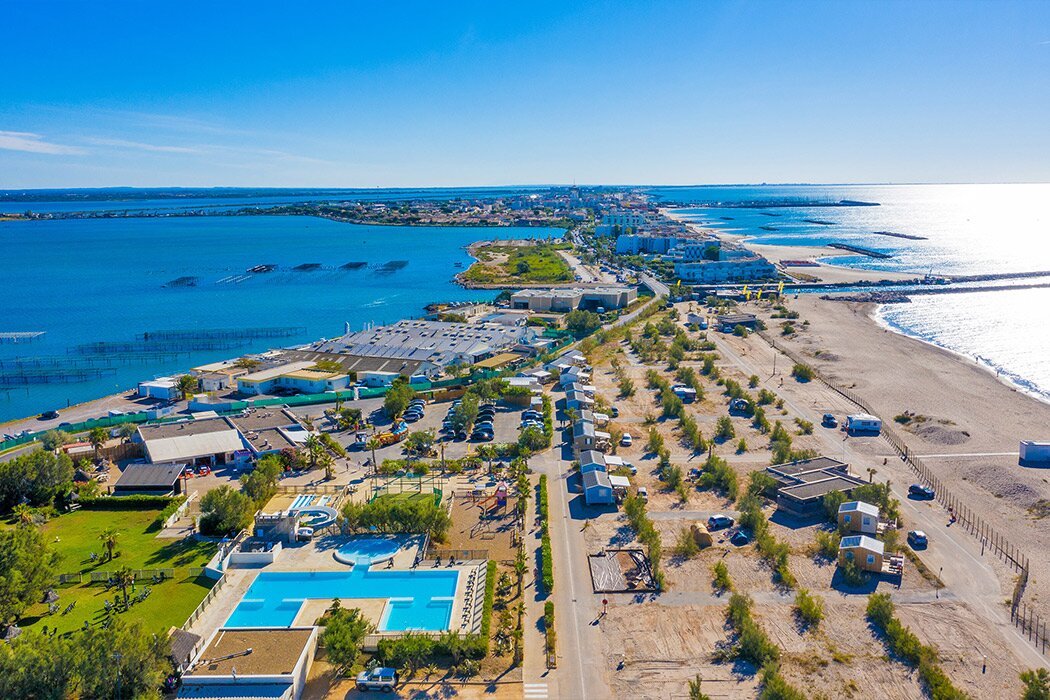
[0,214,559,420]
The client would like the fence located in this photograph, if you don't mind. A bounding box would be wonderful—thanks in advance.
[426,548,490,562]
[758,331,1041,648]
[182,573,227,630]
[86,568,176,583]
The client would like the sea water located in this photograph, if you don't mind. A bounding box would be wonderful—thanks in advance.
[0,212,560,420]
[653,183,1050,402]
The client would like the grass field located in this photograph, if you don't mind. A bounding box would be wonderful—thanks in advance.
[462,242,573,285]
[19,508,217,636]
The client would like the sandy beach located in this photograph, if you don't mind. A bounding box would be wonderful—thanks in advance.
[773,295,1050,605]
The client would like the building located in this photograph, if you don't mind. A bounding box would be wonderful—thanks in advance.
[838,535,885,573]
[715,313,758,333]
[767,457,866,518]
[614,234,679,255]
[675,255,777,283]
[236,361,352,396]
[565,389,594,411]
[191,361,250,392]
[582,468,614,505]
[138,377,180,401]
[838,501,881,535]
[136,408,309,466]
[1020,440,1050,467]
[598,211,649,236]
[509,286,637,313]
[579,449,607,474]
[313,319,535,370]
[178,627,318,700]
[686,312,708,329]
[113,463,184,495]
[846,414,882,435]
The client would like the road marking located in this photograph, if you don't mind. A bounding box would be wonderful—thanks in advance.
[524,682,549,697]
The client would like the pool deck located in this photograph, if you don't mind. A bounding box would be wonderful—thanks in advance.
[189,534,488,640]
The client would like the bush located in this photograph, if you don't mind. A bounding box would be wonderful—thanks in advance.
[794,588,823,628]
[737,619,779,666]
[759,663,806,700]
[199,486,254,536]
[150,494,187,530]
[748,374,760,388]
[713,560,733,593]
[733,324,750,338]
[715,415,735,440]
[841,558,865,586]
[674,528,700,558]
[698,454,738,500]
[794,418,813,435]
[736,438,748,453]
[77,494,177,511]
[790,363,815,382]
[814,529,841,560]
[480,560,496,652]
[618,377,636,398]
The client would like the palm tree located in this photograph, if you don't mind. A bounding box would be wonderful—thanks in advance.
[476,445,496,476]
[100,528,119,561]
[304,434,323,469]
[13,503,34,525]
[514,547,527,597]
[366,437,382,473]
[88,427,108,460]
[175,374,198,399]
[115,566,134,609]
[320,452,335,482]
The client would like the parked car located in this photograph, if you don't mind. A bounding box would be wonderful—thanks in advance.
[522,410,542,420]
[403,413,423,423]
[637,486,649,501]
[624,462,637,475]
[610,406,619,418]
[454,430,468,441]
[471,430,494,442]
[620,432,633,447]
[182,467,195,478]
[520,420,543,430]
[909,483,936,500]
[409,399,426,408]
[356,667,398,693]
[38,410,60,420]
[196,465,211,476]
[822,413,838,428]
[708,514,735,530]
[730,530,751,546]
[907,530,929,548]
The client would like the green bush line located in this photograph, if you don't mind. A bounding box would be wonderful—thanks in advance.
[544,600,556,655]
[480,560,497,652]
[151,494,188,530]
[866,593,970,700]
[78,495,178,510]
[538,475,553,592]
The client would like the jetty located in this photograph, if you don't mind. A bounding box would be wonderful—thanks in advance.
[140,326,306,341]
[803,219,835,226]
[0,332,45,344]
[873,231,928,241]
[826,243,891,259]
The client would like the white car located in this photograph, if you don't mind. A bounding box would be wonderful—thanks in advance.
[620,432,633,447]
[637,486,649,501]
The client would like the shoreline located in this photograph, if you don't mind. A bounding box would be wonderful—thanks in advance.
[869,302,1050,408]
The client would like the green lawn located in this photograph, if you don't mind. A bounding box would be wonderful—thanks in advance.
[19,508,218,636]
[463,242,574,284]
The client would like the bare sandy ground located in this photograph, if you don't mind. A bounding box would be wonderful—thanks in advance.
[776,296,1050,606]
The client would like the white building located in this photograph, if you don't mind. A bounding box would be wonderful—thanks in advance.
[674,255,777,283]
[138,377,180,401]
[615,234,680,255]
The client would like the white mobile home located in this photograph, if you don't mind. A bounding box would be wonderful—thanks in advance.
[846,413,882,435]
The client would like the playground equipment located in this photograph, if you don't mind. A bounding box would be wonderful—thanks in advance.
[475,482,509,517]
[375,421,409,447]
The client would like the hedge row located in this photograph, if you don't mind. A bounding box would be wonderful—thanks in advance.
[78,494,178,510]
[539,475,553,592]
[150,494,188,530]
[480,560,497,650]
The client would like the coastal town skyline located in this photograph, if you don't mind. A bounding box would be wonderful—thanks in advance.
[4,0,1050,188]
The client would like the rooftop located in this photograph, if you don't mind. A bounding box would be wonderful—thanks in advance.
[115,463,183,488]
[839,500,880,516]
[583,469,612,489]
[780,475,866,502]
[841,535,884,554]
[239,361,315,384]
[187,628,314,678]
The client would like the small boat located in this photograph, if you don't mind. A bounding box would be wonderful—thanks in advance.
[454,262,463,268]
[247,264,277,273]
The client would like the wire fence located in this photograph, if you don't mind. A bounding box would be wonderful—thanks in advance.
[758,331,1040,649]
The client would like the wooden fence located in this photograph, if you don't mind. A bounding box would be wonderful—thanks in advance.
[758,331,1041,650]
[182,573,227,630]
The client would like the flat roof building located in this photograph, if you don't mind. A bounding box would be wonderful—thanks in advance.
[179,627,318,700]
[113,463,184,495]
[510,286,636,313]
[767,457,865,518]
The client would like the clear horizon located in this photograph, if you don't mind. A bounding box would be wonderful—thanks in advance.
[4,0,1049,188]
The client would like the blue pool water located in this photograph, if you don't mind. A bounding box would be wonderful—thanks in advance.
[225,569,458,630]
[333,537,403,566]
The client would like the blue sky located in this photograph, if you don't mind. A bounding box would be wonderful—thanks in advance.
[2,0,1049,188]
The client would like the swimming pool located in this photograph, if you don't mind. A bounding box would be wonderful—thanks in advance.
[225,569,458,630]
[333,536,403,566]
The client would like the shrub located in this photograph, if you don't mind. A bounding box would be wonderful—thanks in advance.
[866,593,895,631]
[737,619,779,666]
[794,418,813,435]
[814,529,841,560]
[757,389,776,405]
[748,374,760,388]
[736,438,748,454]
[77,494,176,510]
[713,560,733,593]
[150,495,187,530]
[759,663,806,700]
[698,454,738,500]
[733,324,750,338]
[618,377,636,398]
[646,427,665,454]
[841,558,865,586]
[674,528,700,559]
[791,363,815,382]
[715,415,735,440]
[794,588,823,628]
